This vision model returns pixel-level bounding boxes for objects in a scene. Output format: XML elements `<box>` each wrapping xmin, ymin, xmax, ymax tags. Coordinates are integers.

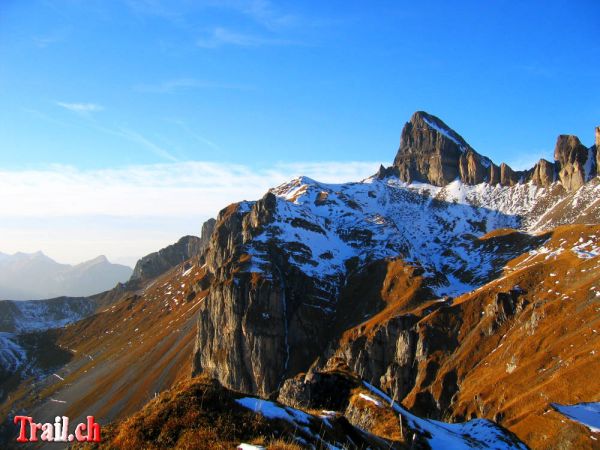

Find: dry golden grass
<box><xmin>72</xmin><ymin>376</ymin><xmax>393</xmax><ymax>450</ymax></box>
<box><xmin>330</xmin><ymin>224</ymin><xmax>600</xmax><ymax>449</ymax></box>
<box><xmin>71</xmin><ymin>376</ymin><xmax>276</xmax><ymax>449</ymax></box>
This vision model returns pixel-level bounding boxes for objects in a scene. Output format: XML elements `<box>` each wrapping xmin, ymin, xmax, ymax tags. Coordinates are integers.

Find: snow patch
<box><xmin>0</xmin><ymin>332</ymin><xmax>26</xmax><ymax>372</ymax></box>
<box><xmin>358</xmin><ymin>393</ymin><xmax>382</xmax><ymax>407</ymax></box>
<box><xmin>422</xmin><ymin>115</ymin><xmax>466</xmax><ymax>150</ymax></box>
<box><xmin>553</xmin><ymin>402</ymin><xmax>600</xmax><ymax>433</ymax></box>
<box><xmin>235</xmin><ymin>397</ymin><xmax>311</xmax><ymax>425</ymax></box>
<box><xmin>363</xmin><ymin>382</ymin><xmax>527</xmax><ymax>449</ymax></box>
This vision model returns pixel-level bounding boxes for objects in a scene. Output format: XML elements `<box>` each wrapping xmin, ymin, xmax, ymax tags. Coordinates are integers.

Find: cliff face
<box><xmin>199</xmin><ymin>218</ymin><xmax>216</xmax><ymax>249</ymax></box>
<box><xmin>554</xmin><ymin>134</ymin><xmax>594</xmax><ymax>191</ymax></box>
<box><xmin>392</xmin><ymin>111</ymin><xmax>598</xmax><ymax>191</ymax></box>
<box><xmin>529</xmin><ymin>158</ymin><xmax>555</xmax><ymax>187</ymax></box>
<box><xmin>130</xmin><ymin>218</ymin><xmax>215</xmax><ymax>282</ymax></box>
<box><xmin>393</xmin><ymin>111</ymin><xmax>508</xmax><ymax>186</ymax></box>
<box><xmin>192</xmin><ymin>197</ymin><xmax>334</xmax><ymax>397</ymax></box>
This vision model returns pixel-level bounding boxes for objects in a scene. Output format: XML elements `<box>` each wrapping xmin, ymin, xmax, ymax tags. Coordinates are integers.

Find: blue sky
<box><xmin>0</xmin><ymin>0</ymin><xmax>599</xmax><ymax>265</ymax></box>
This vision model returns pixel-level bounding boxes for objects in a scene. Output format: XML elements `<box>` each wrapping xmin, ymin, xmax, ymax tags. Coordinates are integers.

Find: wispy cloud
<box><xmin>0</xmin><ymin>160</ymin><xmax>381</xmax><ymax>263</ymax></box>
<box><xmin>196</xmin><ymin>27</ymin><xmax>293</xmax><ymax>48</ymax></box>
<box><xmin>22</xmin><ymin>107</ymin><xmax>70</xmax><ymax>127</ymax></box>
<box><xmin>228</xmin><ymin>0</ymin><xmax>298</xmax><ymax>30</ymax></box>
<box><xmin>134</xmin><ymin>77</ymin><xmax>250</xmax><ymax>93</ymax></box>
<box><xmin>0</xmin><ymin>160</ymin><xmax>381</xmax><ymax>219</ymax></box>
<box><xmin>32</xmin><ymin>28</ymin><xmax>70</xmax><ymax>48</ymax></box>
<box><xmin>125</xmin><ymin>0</ymin><xmax>297</xmax><ymax>30</ymax></box>
<box><xmin>166</xmin><ymin>119</ymin><xmax>221</xmax><ymax>151</ymax></box>
<box><xmin>46</xmin><ymin>109</ymin><xmax>181</xmax><ymax>163</ymax></box>
<box><xmin>112</xmin><ymin>128</ymin><xmax>179</xmax><ymax>162</ymax></box>
<box><xmin>57</xmin><ymin>102</ymin><xmax>104</xmax><ymax>114</ymax></box>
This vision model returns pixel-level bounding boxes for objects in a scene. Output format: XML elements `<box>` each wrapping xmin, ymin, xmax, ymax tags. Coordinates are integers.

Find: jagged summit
<box><xmin>554</xmin><ymin>134</ymin><xmax>596</xmax><ymax>191</ymax></box>
<box><xmin>392</xmin><ymin>111</ymin><xmax>493</xmax><ymax>186</ymax></box>
<box><xmin>387</xmin><ymin>111</ymin><xmax>598</xmax><ymax>191</ymax></box>
<box><xmin>406</xmin><ymin>111</ymin><xmax>471</xmax><ymax>151</ymax></box>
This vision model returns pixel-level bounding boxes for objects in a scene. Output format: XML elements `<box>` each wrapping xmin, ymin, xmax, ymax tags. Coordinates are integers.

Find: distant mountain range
<box><xmin>0</xmin><ymin>252</ymin><xmax>132</xmax><ymax>300</ymax></box>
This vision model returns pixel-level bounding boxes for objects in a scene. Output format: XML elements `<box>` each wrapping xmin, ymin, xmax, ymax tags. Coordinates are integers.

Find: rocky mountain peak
<box><xmin>529</xmin><ymin>158</ymin><xmax>555</xmax><ymax>187</ymax></box>
<box><xmin>393</xmin><ymin>111</ymin><xmax>473</xmax><ymax>185</ymax></box>
<box><xmin>88</xmin><ymin>255</ymin><xmax>109</xmax><ymax>264</ymax></box>
<box><xmin>390</xmin><ymin>111</ymin><xmax>598</xmax><ymax>191</ymax></box>
<box><xmin>554</xmin><ymin>134</ymin><xmax>594</xmax><ymax>191</ymax></box>
<box><xmin>393</xmin><ymin>111</ymin><xmax>502</xmax><ymax>186</ymax></box>
<box><xmin>409</xmin><ymin>111</ymin><xmax>471</xmax><ymax>150</ymax></box>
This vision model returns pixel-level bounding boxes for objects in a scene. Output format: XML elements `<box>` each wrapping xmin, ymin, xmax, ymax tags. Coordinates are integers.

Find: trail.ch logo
<box><xmin>13</xmin><ymin>416</ymin><xmax>101</xmax><ymax>443</ymax></box>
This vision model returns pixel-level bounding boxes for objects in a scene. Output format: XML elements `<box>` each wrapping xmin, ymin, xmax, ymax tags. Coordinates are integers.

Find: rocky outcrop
<box><xmin>554</xmin><ymin>135</ymin><xmax>591</xmax><ymax>191</ymax></box>
<box><xmin>393</xmin><ymin>111</ymin><xmax>470</xmax><ymax>185</ymax></box>
<box><xmin>500</xmin><ymin>163</ymin><xmax>519</xmax><ymax>186</ymax></box>
<box><xmin>199</xmin><ymin>218</ymin><xmax>216</xmax><ymax>249</ymax></box>
<box><xmin>192</xmin><ymin>196</ymin><xmax>336</xmax><ymax>397</ymax></box>
<box><xmin>529</xmin><ymin>158</ymin><xmax>555</xmax><ymax>187</ymax></box>
<box><xmin>488</xmin><ymin>163</ymin><xmax>500</xmax><ymax>185</ymax></box>
<box><xmin>130</xmin><ymin>236</ymin><xmax>202</xmax><ymax>282</ymax></box>
<box><xmin>391</xmin><ymin>111</ymin><xmax>599</xmax><ymax>192</ymax></box>
<box><xmin>130</xmin><ymin>218</ymin><xmax>215</xmax><ymax>282</ymax></box>
<box><xmin>393</xmin><ymin>112</ymin><xmax>528</xmax><ymax>188</ymax></box>
<box><xmin>278</xmin><ymin>367</ymin><xmax>359</xmax><ymax>410</ymax></box>
<box><xmin>458</xmin><ymin>149</ymin><xmax>487</xmax><ymax>185</ymax></box>
<box><xmin>330</xmin><ymin>315</ymin><xmax>421</xmax><ymax>403</ymax></box>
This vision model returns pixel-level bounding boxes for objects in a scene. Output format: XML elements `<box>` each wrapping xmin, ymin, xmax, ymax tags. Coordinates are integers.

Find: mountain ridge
<box><xmin>0</xmin><ymin>252</ymin><xmax>132</xmax><ymax>301</ymax></box>
<box><xmin>385</xmin><ymin>111</ymin><xmax>598</xmax><ymax>190</ymax></box>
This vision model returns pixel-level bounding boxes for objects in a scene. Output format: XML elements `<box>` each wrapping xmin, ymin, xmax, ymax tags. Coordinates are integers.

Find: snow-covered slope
<box><xmin>363</xmin><ymin>382</ymin><xmax>527</xmax><ymax>449</ymax></box>
<box><xmin>0</xmin><ymin>297</ymin><xmax>95</xmax><ymax>333</ymax></box>
<box><xmin>0</xmin><ymin>332</ymin><xmax>26</xmax><ymax>374</ymax></box>
<box><xmin>241</xmin><ymin>175</ymin><xmax>596</xmax><ymax>299</ymax></box>
<box><xmin>0</xmin><ymin>297</ymin><xmax>95</xmax><ymax>376</ymax></box>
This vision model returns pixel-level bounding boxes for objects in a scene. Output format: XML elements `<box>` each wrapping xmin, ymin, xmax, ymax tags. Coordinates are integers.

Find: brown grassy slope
<box><xmin>332</xmin><ymin>224</ymin><xmax>600</xmax><ymax>450</ymax></box>
<box><xmin>74</xmin><ymin>376</ymin><xmax>399</xmax><ymax>450</ymax></box>
<box><xmin>0</xmin><ymin>260</ymin><xmax>211</xmax><ymax>437</ymax></box>
<box><xmin>409</xmin><ymin>224</ymin><xmax>600</xmax><ymax>449</ymax></box>
<box><xmin>334</xmin><ymin>258</ymin><xmax>434</xmax><ymax>343</ymax></box>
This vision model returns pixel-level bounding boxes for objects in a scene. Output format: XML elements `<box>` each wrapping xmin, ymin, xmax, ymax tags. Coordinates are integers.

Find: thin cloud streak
<box><xmin>74</xmin><ymin>116</ymin><xmax>181</xmax><ymax>163</ymax></box>
<box><xmin>166</xmin><ymin>119</ymin><xmax>221</xmax><ymax>151</ymax></box>
<box><xmin>125</xmin><ymin>0</ymin><xmax>298</xmax><ymax>30</ymax></box>
<box><xmin>133</xmin><ymin>78</ymin><xmax>251</xmax><ymax>93</ymax></box>
<box><xmin>196</xmin><ymin>27</ymin><xmax>294</xmax><ymax>48</ymax></box>
<box><xmin>57</xmin><ymin>102</ymin><xmax>104</xmax><ymax>113</ymax></box>
<box><xmin>22</xmin><ymin>107</ymin><xmax>70</xmax><ymax>127</ymax></box>
<box><xmin>117</xmin><ymin>128</ymin><xmax>180</xmax><ymax>162</ymax></box>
